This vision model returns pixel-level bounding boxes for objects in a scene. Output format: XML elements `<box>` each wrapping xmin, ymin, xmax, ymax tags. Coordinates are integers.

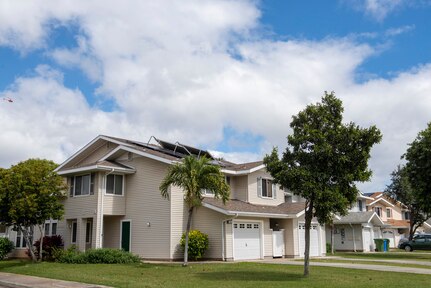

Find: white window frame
<box><xmin>105</xmin><ymin>174</ymin><xmax>124</xmax><ymax>196</ymax></box>
<box><xmin>70</xmin><ymin>173</ymin><xmax>94</xmax><ymax>197</ymax></box>
<box><xmin>386</xmin><ymin>208</ymin><xmax>392</xmax><ymax>218</ymax></box>
<box><xmin>202</xmin><ymin>188</ymin><xmax>214</xmax><ymax>196</ymax></box>
<box><xmin>374</xmin><ymin>207</ymin><xmax>382</xmax><ymax>217</ymax></box>
<box><xmin>44</xmin><ymin>219</ymin><xmax>58</xmax><ymax>236</ymax></box>
<box><xmin>357</xmin><ymin>200</ymin><xmax>363</xmax><ymax>212</ymax></box>
<box><xmin>15</xmin><ymin>227</ymin><xmax>33</xmax><ymax>249</ymax></box>
<box><xmin>258</xmin><ymin>178</ymin><xmax>276</xmax><ymax>199</ymax></box>
<box><xmin>71</xmin><ymin>221</ymin><xmax>78</xmax><ymax>244</ymax></box>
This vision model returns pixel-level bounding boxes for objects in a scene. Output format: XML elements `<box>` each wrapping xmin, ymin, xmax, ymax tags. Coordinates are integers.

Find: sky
<box><xmin>1</xmin><ymin>0</ymin><xmax>431</xmax><ymax>193</ymax></box>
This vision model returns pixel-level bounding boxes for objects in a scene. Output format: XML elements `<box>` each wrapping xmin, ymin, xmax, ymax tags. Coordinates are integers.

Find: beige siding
<box><xmin>247</xmin><ymin>170</ymin><xmax>284</xmax><ymax>206</ymax></box>
<box><xmin>103</xmin><ymin>216</ymin><xmax>122</xmax><ymax>248</ymax></box>
<box><xmin>123</xmin><ymin>156</ymin><xmax>171</xmax><ymax>259</ymax></box>
<box><xmin>76</xmin><ymin>142</ymin><xmax>118</xmax><ymax>167</ymax></box>
<box><xmin>230</xmin><ymin>176</ymin><xmax>248</xmax><ymax>201</ymax></box>
<box><xmin>170</xmin><ymin>185</ymin><xmax>187</xmax><ymax>259</ymax></box>
<box><xmin>280</xmin><ymin>219</ymin><xmax>295</xmax><ymax>257</ymax></box>
<box><xmin>103</xmin><ymin>194</ymin><xmax>126</xmax><ymax>215</ymax></box>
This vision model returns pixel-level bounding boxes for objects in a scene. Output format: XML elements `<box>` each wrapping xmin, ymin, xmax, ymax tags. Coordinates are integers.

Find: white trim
<box><xmin>105</xmin><ymin>174</ymin><xmax>125</xmax><ymax>196</ymax></box>
<box><xmin>232</xmin><ymin>219</ymin><xmax>264</xmax><ymax>260</ymax></box>
<box><xmin>57</xmin><ymin>165</ymin><xmax>135</xmax><ymax>175</ymax></box>
<box><xmin>221</xmin><ymin>164</ymin><xmax>265</xmax><ymax>175</ymax></box>
<box><xmin>368</xmin><ymin>212</ymin><xmax>385</xmax><ymax>226</ymax></box>
<box><xmin>120</xmin><ymin>219</ymin><xmax>132</xmax><ymax>252</ymax></box>
<box><xmin>101</xmin><ymin>145</ymin><xmax>175</xmax><ymax>165</ymax></box>
<box><xmin>297</xmin><ymin>222</ymin><xmax>321</xmax><ymax>257</ymax></box>
<box><xmin>368</xmin><ymin>198</ymin><xmax>395</xmax><ymax>207</ymax></box>
<box><xmin>202</xmin><ymin>202</ymin><xmax>300</xmax><ymax>218</ymax></box>
<box><xmin>55</xmin><ymin>135</ymin><xmax>136</xmax><ymax>172</ymax></box>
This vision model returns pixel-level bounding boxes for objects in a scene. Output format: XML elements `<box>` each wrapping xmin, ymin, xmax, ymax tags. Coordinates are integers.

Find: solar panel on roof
<box><xmin>156</xmin><ymin>139</ymin><xmax>213</xmax><ymax>159</ymax></box>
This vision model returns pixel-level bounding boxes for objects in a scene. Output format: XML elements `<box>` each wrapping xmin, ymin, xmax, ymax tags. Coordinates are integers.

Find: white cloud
<box><xmin>364</xmin><ymin>0</ymin><xmax>404</xmax><ymax>21</ymax></box>
<box><xmin>0</xmin><ymin>0</ymin><xmax>431</xmax><ymax>193</ymax></box>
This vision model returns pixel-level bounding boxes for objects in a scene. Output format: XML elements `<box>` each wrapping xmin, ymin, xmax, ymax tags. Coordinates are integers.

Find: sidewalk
<box><xmin>259</xmin><ymin>258</ymin><xmax>431</xmax><ymax>275</ymax></box>
<box><xmin>0</xmin><ymin>272</ymin><xmax>112</xmax><ymax>288</ymax></box>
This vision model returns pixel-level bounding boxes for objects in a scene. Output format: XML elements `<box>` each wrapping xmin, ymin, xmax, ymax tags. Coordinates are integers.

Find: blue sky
<box><xmin>1</xmin><ymin>0</ymin><xmax>431</xmax><ymax>191</ymax></box>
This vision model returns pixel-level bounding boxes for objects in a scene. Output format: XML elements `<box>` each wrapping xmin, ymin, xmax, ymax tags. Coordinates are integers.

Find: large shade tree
<box><xmin>264</xmin><ymin>92</ymin><xmax>381</xmax><ymax>276</ymax></box>
<box><xmin>160</xmin><ymin>155</ymin><xmax>229</xmax><ymax>266</ymax></box>
<box><xmin>385</xmin><ymin>165</ymin><xmax>430</xmax><ymax>240</ymax></box>
<box><xmin>0</xmin><ymin>159</ymin><xmax>66</xmax><ymax>262</ymax></box>
<box><xmin>386</xmin><ymin>122</ymin><xmax>431</xmax><ymax>240</ymax></box>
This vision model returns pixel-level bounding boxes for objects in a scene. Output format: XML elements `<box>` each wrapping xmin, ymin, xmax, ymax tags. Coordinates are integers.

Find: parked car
<box><xmin>398</xmin><ymin>234</ymin><xmax>431</xmax><ymax>252</ymax></box>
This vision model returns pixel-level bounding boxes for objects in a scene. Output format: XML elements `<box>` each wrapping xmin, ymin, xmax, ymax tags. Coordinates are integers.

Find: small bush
<box><xmin>180</xmin><ymin>230</ymin><xmax>209</xmax><ymax>260</ymax></box>
<box><xmin>326</xmin><ymin>243</ymin><xmax>331</xmax><ymax>253</ymax></box>
<box><xmin>56</xmin><ymin>247</ymin><xmax>140</xmax><ymax>264</ymax></box>
<box><xmin>0</xmin><ymin>237</ymin><xmax>14</xmax><ymax>260</ymax></box>
<box><xmin>33</xmin><ymin>235</ymin><xmax>64</xmax><ymax>261</ymax></box>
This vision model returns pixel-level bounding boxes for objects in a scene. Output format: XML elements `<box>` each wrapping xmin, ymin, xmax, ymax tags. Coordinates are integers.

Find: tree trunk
<box><xmin>183</xmin><ymin>206</ymin><xmax>194</xmax><ymax>267</ymax></box>
<box><xmin>331</xmin><ymin>223</ymin><xmax>335</xmax><ymax>254</ymax></box>
<box><xmin>408</xmin><ymin>210</ymin><xmax>416</xmax><ymax>241</ymax></box>
<box><xmin>303</xmin><ymin>201</ymin><xmax>313</xmax><ymax>277</ymax></box>
<box><xmin>38</xmin><ymin>225</ymin><xmax>44</xmax><ymax>262</ymax></box>
<box><xmin>21</xmin><ymin>227</ymin><xmax>37</xmax><ymax>262</ymax></box>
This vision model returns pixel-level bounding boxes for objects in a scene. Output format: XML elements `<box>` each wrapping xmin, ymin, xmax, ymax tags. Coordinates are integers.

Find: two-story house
<box><xmin>53</xmin><ymin>135</ymin><xmax>326</xmax><ymax>260</ymax></box>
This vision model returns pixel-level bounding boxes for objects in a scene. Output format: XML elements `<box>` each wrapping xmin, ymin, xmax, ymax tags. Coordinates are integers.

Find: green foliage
<box><xmin>56</xmin><ymin>247</ymin><xmax>140</xmax><ymax>264</ymax></box>
<box><xmin>33</xmin><ymin>235</ymin><xmax>64</xmax><ymax>261</ymax></box>
<box><xmin>386</xmin><ymin>123</ymin><xmax>431</xmax><ymax>239</ymax></box>
<box><xmin>0</xmin><ymin>237</ymin><xmax>14</xmax><ymax>260</ymax></box>
<box><xmin>326</xmin><ymin>243</ymin><xmax>332</xmax><ymax>254</ymax></box>
<box><xmin>180</xmin><ymin>230</ymin><xmax>209</xmax><ymax>260</ymax></box>
<box><xmin>264</xmin><ymin>92</ymin><xmax>381</xmax><ymax>276</ymax></box>
<box><xmin>0</xmin><ymin>159</ymin><xmax>66</xmax><ymax>261</ymax></box>
<box><xmin>264</xmin><ymin>92</ymin><xmax>382</xmax><ymax>224</ymax></box>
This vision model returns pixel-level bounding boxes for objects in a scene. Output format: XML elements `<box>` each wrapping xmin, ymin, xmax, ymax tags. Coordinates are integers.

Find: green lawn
<box><xmin>1</xmin><ymin>260</ymin><xmax>430</xmax><ymax>288</ymax></box>
<box><xmin>333</xmin><ymin>251</ymin><xmax>431</xmax><ymax>262</ymax></box>
<box><xmin>310</xmin><ymin>259</ymin><xmax>431</xmax><ymax>269</ymax></box>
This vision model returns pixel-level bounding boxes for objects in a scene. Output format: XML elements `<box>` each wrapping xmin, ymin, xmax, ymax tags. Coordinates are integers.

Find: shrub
<box><xmin>33</xmin><ymin>235</ymin><xmax>64</xmax><ymax>261</ymax></box>
<box><xmin>0</xmin><ymin>237</ymin><xmax>14</xmax><ymax>260</ymax></box>
<box><xmin>326</xmin><ymin>243</ymin><xmax>333</xmax><ymax>254</ymax></box>
<box><xmin>56</xmin><ymin>247</ymin><xmax>140</xmax><ymax>264</ymax></box>
<box><xmin>180</xmin><ymin>230</ymin><xmax>209</xmax><ymax>260</ymax></box>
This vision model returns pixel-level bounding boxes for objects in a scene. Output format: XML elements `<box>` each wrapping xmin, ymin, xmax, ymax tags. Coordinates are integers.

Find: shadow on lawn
<box><xmin>197</xmin><ymin>270</ymin><xmax>303</xmax><ymax>282</ymax></box>
<box><xmin>0</xmin><ymin>260</ymin><xmax>29</xmax><ymax>270</ymax></box>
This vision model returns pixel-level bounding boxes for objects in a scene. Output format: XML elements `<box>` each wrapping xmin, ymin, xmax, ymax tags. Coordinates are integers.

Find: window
<box><xmin>69</xmin><ymin>173</ymin><xmax>95</xmax><ymax>197</ymax></box>
<box><xmin>374</xmin><ymin>207</ymin><xmax>382</xmax><ymax>217</ymax></box>
<box><xmin>258</xmin><ymin>178</ymin><xmax>276</xmax><ymax>198</ymax></box>
<box><xmin>15</xmin><ymin>227</ymin><xmax>32</xmax><ymax>248</ymax></box>
<box><xmin>71</xmin><ymin>221</ymin><xmax>77</xmax><ymax>244</ymax></box>
<box><xmin>202</xmin><ymin>188</ymin><xmax>214</xmax><ymax>196</ymax></box>
<box><xmin>404</xmin><ymin>212</ymin><xmax>410</xmax><ymax>220</ymax></box>
<box><xmin>386</xmin><ymin>208</ymin><xmax>392</xmax><ymax>218</ymax></box>
<box><xmin>0</xmin><ymin>225</ymin><xmax>6</xmax><ymax>234</ymax></box>
<box><xmin>357</xmin><ymin>200</ymin><xmax>363</xmax><ymax>212</ymax></box>
<box><xmin>106</xmin><ymin>174</ymin><xmax>123</xmax><ymax>195</ymax></box>
<box><xmin>44</xmin><ymin>220</ymin><xmax>58</xmax><ymax>236</ymax></box>
<box><xmin>86</xmin><ymin>221</ymin><xmax>92</xmax><ymax>244</ymax></box>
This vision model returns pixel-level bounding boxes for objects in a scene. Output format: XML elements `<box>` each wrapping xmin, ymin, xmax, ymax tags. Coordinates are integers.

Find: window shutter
<box><xmin>272</xmin><ymin>184</ymin><xmax>277</xmax><ymax>199</ymax></box>
<box><xmin>257</xmin><ymin>177</ymin><xmax>262</xmax><ymax>198</ymax></box>
<box><xmin>90</xmin><ymin>173</ymin><xmax>95</xmax><ymax>195</ymax></box>
<box><xmin>69</xmin><ymin>177</ymin><xmax>74</xmax><ymax>197</ymax></box>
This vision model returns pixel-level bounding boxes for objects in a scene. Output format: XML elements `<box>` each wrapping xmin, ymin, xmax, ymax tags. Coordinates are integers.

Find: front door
<box><xmin>121</xmin><ymin>220</ymin><xmax>131</xmax><ymax>252</ymax></box>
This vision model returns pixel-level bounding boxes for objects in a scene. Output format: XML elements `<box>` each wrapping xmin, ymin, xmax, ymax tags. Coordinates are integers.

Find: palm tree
<box><xmin>160</xmin><ymin>155</ymin><xmax>230</xmax><ymax>266</ymax></box>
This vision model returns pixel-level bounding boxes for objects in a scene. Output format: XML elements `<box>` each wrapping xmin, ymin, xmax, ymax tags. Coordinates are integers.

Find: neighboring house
<box><xmin>366</xmin><ymin>192</ymin><xmax>431</xmax><ymax>248</ymax></box>
<box><xmin>53</xmin><ymin>135</ymin><xmax>326</xmax><ymax>260</ymax></box>
<box><xmin>326</xmin><ymin>193</ymin><xmax>384</xmax><ymax>252</ymax></box>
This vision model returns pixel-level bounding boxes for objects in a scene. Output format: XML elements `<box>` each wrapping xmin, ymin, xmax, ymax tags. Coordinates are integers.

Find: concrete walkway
<box><xmin>331</xmin><ymin>257</ymin><xmax>431</xmax><ymax>266</ymax></box>
<box><xmin>0</xmin><ymin>272</ymin><xmax>112</xmax><ymax>288</ymax></box>
<box><xmin>259</xmin><ymin>258</ymin><xmax>431</xmax><ymax>275</ymax></box>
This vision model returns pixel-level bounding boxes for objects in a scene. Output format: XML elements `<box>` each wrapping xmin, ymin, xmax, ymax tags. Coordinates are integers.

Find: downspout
<box><xmin>222</xmin><ymin>213</ymin><xmax>239</xmax><ymax>261</ymax></box>
<box><xmin>349</xmin><ymin>223</ymin><xmax>357</xmax><ymax>252</ymax></box>
<box><xmin>100</xmin><ymin>168</ymin><xmax>115</xmax><ymax>248</ymax></box>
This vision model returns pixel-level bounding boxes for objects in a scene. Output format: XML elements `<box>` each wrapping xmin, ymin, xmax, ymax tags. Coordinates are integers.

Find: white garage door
<box><xmin>299</xmin><ymin>223</ymin><xmax>320</xmax><ymax>257</ymax></box>
<box><xmin>233</xmin><ymin>222</ymin><xmax>261</xmax><ymax>260</ymax></box>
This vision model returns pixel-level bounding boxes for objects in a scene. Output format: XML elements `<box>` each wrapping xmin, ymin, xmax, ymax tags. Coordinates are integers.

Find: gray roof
<box><xmin>202</xmin><ymin>198</ymin><xmax>305</xmax><ymax>217</ymax></box>
<box><xmin>334</xmin><ymin>211</ymin><xmax>380</xmax><ymax>225</ymax></box>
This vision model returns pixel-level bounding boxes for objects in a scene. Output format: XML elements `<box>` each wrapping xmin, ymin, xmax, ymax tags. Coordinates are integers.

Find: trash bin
<box><xmin>383</xmin><ymin>239</ymin><xmax>390</xmax><ymax>252</ymax></box>
<box><xmin>374</xmin><ymin>239</ymin><xmax>384</xmax><ymax>252</ymax></box>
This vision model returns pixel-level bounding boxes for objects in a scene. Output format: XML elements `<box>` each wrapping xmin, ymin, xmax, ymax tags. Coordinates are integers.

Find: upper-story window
<box><xmin>404</xmin><ymin>211</ymin><xmax>410</xmax><ymax>220</ymax></box>
<box><xmin>257</xmin><ymin>177</ymin><xmax>276</xmax><ymax>199</ymax></box>
<box><xmin>357</xmin><ymin>200</ymin><xmax>363</xmax><ymax>212</ymax></box>
<box><xmin>386</xmin><ymin>208</ymin><xmax>392</xmax><ymax>218</ymax></box>
<box><xmin>374</xmin><ymin>207</ymin><xmax>382</xmax><ymax>217</ymax></box>
<box><xmin>106</xmin><ymin>174</ymin><xmax>124</xmax><ymax>195</ymax></box>
<box><xmin>202</xmin><ymin>189</ymin><xmax>214</xmax><ymax>196</ymax></box>
<box><xmin>69</xmin><ymin>173</ymin><xmax>95</xmax><ymax>197</ymax></box>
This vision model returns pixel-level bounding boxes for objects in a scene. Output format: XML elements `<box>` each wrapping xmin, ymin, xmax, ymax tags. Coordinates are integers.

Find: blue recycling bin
<box><xmin>383</xmin><ymin>239</ymin><xmax>389</xmax><ymax>252</ymax></box>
